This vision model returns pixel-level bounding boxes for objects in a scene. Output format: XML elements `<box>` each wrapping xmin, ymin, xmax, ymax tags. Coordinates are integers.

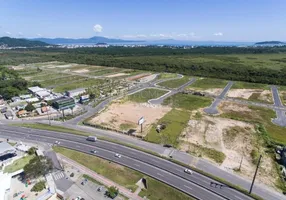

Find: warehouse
<box><xmin>52</xmin><ymin>97</ymin><xmax>75</xmax><ymax>110</ymax></box>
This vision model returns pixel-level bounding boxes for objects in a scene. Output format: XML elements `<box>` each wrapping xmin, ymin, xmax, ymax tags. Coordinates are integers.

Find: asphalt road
<box><xmin>0</xmin><ymin>126</ymin><xmax>254</xmax><ymax>200</ymax></box>
<box><xmin>271</xmin><ymin>86</ymin><xmax>286</xmax><ymax>127</ymax></box>
<box><xmin>204</xmin><ymin>81</ymin><xmax>233</xmax><ymax>114</ymax></box>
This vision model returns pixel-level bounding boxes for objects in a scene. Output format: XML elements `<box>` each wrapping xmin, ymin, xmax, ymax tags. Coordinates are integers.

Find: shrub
<box><xmin>31</xmin><ymin>181</ymin><xmax>46</xmax><ymax>192</ymax></box>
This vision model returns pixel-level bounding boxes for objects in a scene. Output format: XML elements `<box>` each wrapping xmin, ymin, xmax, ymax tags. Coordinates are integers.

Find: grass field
<box><xmin>188</xmin><ymin>78</ymin><xmax>228</xmax><ymax>89</ymax></box>
<box><xmin>11</xmin><ymin>123</ymin><xmax>89</xmax><ymax>136</ymax></box>
<box><xmin>158</xmin><ymin>76</ymin><xmax>190</xmax><ymax>88</ymax></box>
<box><xmin>53</xmin><ymin>146</ymin><xmax>141</xmax><ymax>192</ymax></box>
<box><xmin>232</xmin><ymin>81</ymin><xmax>269</xmax><ymax>89</ymax></box>
<box><xmin>127</xmin><ymin>88</ymin><xmax>168</xmax><ymax>103</ymax></box>
<box><xmin>220</xmin><ymin>105</ymin><xmax>286</xmax><ymax>144</ymax></box>
<box><xmin>145</xmin><ymin>109</ymin><xmax>190</xmax><ymax>147</ymax></box>
<box><xmin>53</xmin><ymin>78</ymin><xmax>106</xmax><ymax>92</ymax></box>
<box><xmin>41</xmin><ymin>75</ymin><xmax>86</xmax><ymax>87</ymax></box>
<box><xmin>163</xmin><ymin>93</ymin><xmax>212</xmax><ymax>111</ymax></box>
<box><xmin>157</xmin><ymin>73</ymin><xmax>178</xmax><ymax>79</ymax></box>
<box><xmin>139</xmin><ymin>176</ymin><xmax>194</xmax><ymax>200</ymax></box>
<box><xmin>4</xmin><ymin>155</ymin><xmax>34</xmax><ymax>173</ymax></box>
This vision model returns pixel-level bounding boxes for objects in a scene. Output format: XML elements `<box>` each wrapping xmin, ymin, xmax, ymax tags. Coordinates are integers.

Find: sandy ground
<box><xmin>89</xmin><ymin>102</ymin><xmax>171</xmax><ymax>136</ymax></box>
<box><xmin>127</xmin><ymin>73</ymin><xmax>151</xmax><ymax>81</ymax></box>
<box><xmin>105</xmin><ymin>73</ymin><xmax>129</xmax><ymax>78</ymax></box>
<box><xmin>139</xmin><ymin>74</ymin><xmax>157</xmax><ymax>83</ymax></box>
<box><xmin>203</xmin><ymin>88</ymin><xmax>223</xmax><ymax>96</ymax></box>
<box><xmin>73</xmin><ymin>69</ymin><xmax>90</xmax><ymax>73</ymax></box>
<box><xmin>228</xmin><ymin>89</ymin><xmax>262</xmax><ymax>99</ymax></box>
<box><xmin>180</xmin><ymin>112</ymin><xmax>279</xmax><ymax>189</ymax></box>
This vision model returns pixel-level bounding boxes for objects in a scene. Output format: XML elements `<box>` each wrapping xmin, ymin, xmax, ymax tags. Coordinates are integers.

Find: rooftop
<box><xmin>28</xmin><ymin>86</ymin><xmax>44</xmax><ymax>93</ymax></box>
<box><xmin>67</xmin><ymin>88</ymin><xmax>86</xmax><ymax>93</ymax></box>
<box><xmin>0</xmin><ymin>142</ymin><xmax>16</xmax><ymax>157</ymax></box>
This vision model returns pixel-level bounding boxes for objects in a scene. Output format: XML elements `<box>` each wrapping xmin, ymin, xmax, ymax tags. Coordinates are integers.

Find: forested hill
<box><xmin>0</xmin><ymin>37</ymin><xmax>49</xmax><ymax>47</ymax></box>
<box><xmin>255</xmin><ymin>41</ymin><xmax>285</xmax><ymax>45</ymax></box>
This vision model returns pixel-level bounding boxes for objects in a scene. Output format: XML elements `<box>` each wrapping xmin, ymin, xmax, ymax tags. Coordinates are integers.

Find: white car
<box><xmin>54</xmin><ymin>141</ymin><xmax>60</xmax><ymax>145</ymax></box>
<box><xmin>115</xmin><ymin>153</ymin><xmax>122</xmax><ymax>158</ymax></box>
<box><xmin>91</xmin><ymin>150</ymin><xmax>97</xmax><ymax>154</ymax></box>
<box><xmin>184</xmin><ymin>169</ymin><xmax>193</xmax><ymax>174</ymax></box>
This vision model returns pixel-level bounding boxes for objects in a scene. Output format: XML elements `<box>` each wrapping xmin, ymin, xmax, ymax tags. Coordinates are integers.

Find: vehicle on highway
<box><xmin>54</xmin><ymin>141</ymin><xmax>60</xmax><ymax>145</ymax></box>
<box><xmin>184</xmin><ymin>168</ymin><xmax>193</xmax><ymax>174</ymax></box>
<box><xmin>115</xmin><ymin>153</ymin><xmax>122</xmax><ymax>158</ymax></box>
<box><xmin>163</xmin><ymin>144</ymin><xmax>173</xmax><ymax>148</ymax></box>
<box><xmin>90</xmin><ymin>150</ymin><xmax>97</xmax><ymax>154</ymax></box>
<box><xmin>86</xmin><ymin>136</ymin><xmax>97</xmax><ymax>142</ymax></box>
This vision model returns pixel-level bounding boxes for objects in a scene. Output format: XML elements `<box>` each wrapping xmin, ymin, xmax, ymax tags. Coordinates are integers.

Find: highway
<box><xmin>0</xmin><ymin>125</ymin><xmax>254</xmax><ymax>200</ymax></box>
<box><xmin>271</xmin><ymin>86</ymin><xmax>286</xmax><ymax>127</ymax></box>
<box><xmin>204</xmin><ymin>81</ymin><xmax>233</xmax><ymax>114</ymax></box>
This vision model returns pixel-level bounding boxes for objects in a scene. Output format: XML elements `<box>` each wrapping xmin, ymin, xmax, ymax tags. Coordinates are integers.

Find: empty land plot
<box><xmin>105</xmin><ymin>72</ymin><xmax>129</xmax><ymax>78</ymax></box>
<box><xmin>88</xmin><ymin>102</ymin><xmax>171</xmax><ymax>135</ymax></box>
<box><xmin>228</xmin><ymin>88</ymin><xmax>273</xmax><ymax>104</ymax></box>
<box><xmin>163</xmin><ymin>93</ymin><xmax>212</xmax><ymax>111</ymax></box>
<box><xmin>219</xmin><ymin>102</ymin><xmax>286</xmax><ymax>144</ymax></box>
<box><xmin>188</xmin><ymin>78</ymin><xmax>228</xmax><ymax>89</ymax></box>
<box><xmin>157</xmin><ymin>73</ymin><xmax>178</xmax><ymax>80</ymax></box>
<box><xmin>40</xmin><ymin>75</ymin><xmax>86</xmax><ymax>87</ymax></box>
<box><xmin>145</xmin><ymin>109</ymin><xmax>189</xmax><ymax>147</ymax></box>
<box><xmin>53</xmin><ymin>78</ymin><xmax>105</xmax><ymax>92</ymax></box>
<box><xmin>157</xmin><ymin>76</ymin><xmax>190</xmax><ymax>88</ymax></box>
<box><xmin>127</xmin><ymin>73</ymin><xmax>151</xmax><ymax>81</ymax></box>
<box><xmin>89</xmin><ymin>68</ymin><xmax>122</xmax><ymax>76</ymax></box>
<box><xmin>232</xmin><ymin>81</ymin><xmax>269</xmax><ymax>89</ymax></box>
<box><xmin>128</xmin><ymin>89</ymin><xmax>168</xmax><ymax>103</ymax></box>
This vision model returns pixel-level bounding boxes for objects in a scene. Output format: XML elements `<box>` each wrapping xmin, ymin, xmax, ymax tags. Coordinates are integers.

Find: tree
<box><xmin>24</xmin><ymin>156</ymin><xmax>53</xmax><ymax>178</ymax></box>
<box><xmin>89</xmin><ymin>93</ymin><xmax>96</xmax><ymax>100</ymax></box>
<box><xmin>105</xmin><ymin>186</ymin><xmax>119</xmax><ymax>199</ymax></box>
<box><xmin>27</xmin><ymin>147</ymin><xmax>37</xmax><ymax>155</ymax></box>
<box><xmin>31</xmin><ymin>181</ymin><xmax>46</xmax><ymax>192</ymax></box>
<box><xmin>25</xmin><ymin>103</ymin><xmax>36</xmax><ymax>112</ymax></box>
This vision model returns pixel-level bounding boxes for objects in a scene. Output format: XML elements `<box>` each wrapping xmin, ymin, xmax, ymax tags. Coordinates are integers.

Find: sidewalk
<box><xmin>57</xmin><ymin>154</ymin><xmax>144</xmax><ymax>200</ymax></box>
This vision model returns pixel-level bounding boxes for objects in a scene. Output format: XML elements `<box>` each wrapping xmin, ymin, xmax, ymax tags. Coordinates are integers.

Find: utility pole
<box><xmin>239</xmin><ymin>155</ymin><xmax>243</xmax><ymax>171</ymax></box>
<box><xmin>47</xmin><ymin>106</ymin><xmax>51</xmax><ymax>126</ymax></box>
<box><xmin>249</xmin><ymin>155</ymin><xmax>262</xmax><ymax>194</ymax></box>
<box><xmin>141</xmin><ymin>123</ymin><xmax>143</xmax><ymax>133</ymax></box>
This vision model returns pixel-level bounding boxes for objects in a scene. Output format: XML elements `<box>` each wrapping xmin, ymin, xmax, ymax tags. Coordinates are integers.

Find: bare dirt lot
<box><xmin>73</xmin><ymin>69</ymin><xmax>90</xmax><ymax>73</ymax></box>
<box><xmin>227</xmin><ymin>89</ymin><xmax>273</xmax><ymax>103</ymax></box>
<box><xmin>105</xmin><ymin>73</ymin><xmax>129</xmax><ymax>78</ymax></box>
<box><xmin>203</xmin><ymin>88</ymin><xmax>223</xmax><ymax>96</ymax></box>
<box><xmin>89</xmin><ymin>102</ymin><xmax>171</xmax><ymax>136</ymax></box>
<box><xmin>127</xmin><ymin>73</ymin><xmax>151</xmax><ymax>81</ymax></box>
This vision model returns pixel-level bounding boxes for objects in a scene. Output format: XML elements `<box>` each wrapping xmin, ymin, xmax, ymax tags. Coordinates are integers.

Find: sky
<box><xmin>0</xmin><ymin>0</ymin><xmax>286</xmax><ymax>41</ymax></box>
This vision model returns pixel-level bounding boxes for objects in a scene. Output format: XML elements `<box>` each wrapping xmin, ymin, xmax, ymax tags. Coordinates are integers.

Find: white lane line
<box><xmin>234</xmin><ymin>195</ymin><xmax>244</xmax><ymax>200</ymax></box>
<box><xmin>134</xmin><ymin>164</ymin><xmax>140</xmax><ymax>167</ymax></box>
<box><xmin>184</xmin><ymin>185</ymin><xmax>193</xmax><ymax>190</ymax></box>
<box><xmin>157</xmin><ymin>173</ymin><xmax>164</xmax><ymax>177</ymax></box>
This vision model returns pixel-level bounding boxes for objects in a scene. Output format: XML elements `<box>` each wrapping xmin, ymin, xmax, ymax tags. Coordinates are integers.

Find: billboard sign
<box><xmin>138</xmin><ymin>117</ymin><xmax>145</xmax><ymax>125</ymax></box>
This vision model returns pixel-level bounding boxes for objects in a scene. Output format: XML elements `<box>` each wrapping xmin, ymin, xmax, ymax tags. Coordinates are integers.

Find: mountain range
<box><xmin>255</xmin><ymin>41</ymin><xmax>286</xmax><ymax>45</ymax></box>
<box><xmin>0</xmin><ymin>37</ymin><xmax>49</xmax><ymax>47</ymax></box>
<box><xmin>30</xmin><ymin>36</ymin><xmax>145</xmax><ymax>44</ymax></box>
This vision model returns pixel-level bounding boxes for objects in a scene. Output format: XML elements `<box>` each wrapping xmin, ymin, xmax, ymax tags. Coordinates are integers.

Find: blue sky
<box><xmin>0</xmin><ymin>0</ymin><xmax>285</xmax><ymax>41</ymax></box>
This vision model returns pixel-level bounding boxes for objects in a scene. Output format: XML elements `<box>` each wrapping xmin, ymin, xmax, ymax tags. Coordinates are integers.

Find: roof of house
<box><xmin>28</xmin><ymin>86</ymin><xmax>44</xmax><ymax>93</ymax></box>
<box><xmin>5</xmin><ymin>111</ymin><xmax>13</xmax><ymax>116</ymax></box>
<box><xmin>0</xmin><ymin>142</ymin><xmax>16</xmax><ymax>157</ymax></box>
<box><xmin>17</xmin><ymin>110</ymin><xmax>27</xmax><ymax>115</ymax></box>
<box><xmin>67</xmin><ymin>88</ymin><xmax>86</xmax><ymax>94</ymax></box>
<box><xmin>36</xmin><ymin>90</ymin><xmax>51</xmax><ymax>97</ymax></box>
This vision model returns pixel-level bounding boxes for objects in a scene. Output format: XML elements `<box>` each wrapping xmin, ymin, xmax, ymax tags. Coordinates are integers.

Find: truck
<box><xmin>86</xmin><ymin>136</ymin><xmax>97</xmax><ymax>142</ymax></box>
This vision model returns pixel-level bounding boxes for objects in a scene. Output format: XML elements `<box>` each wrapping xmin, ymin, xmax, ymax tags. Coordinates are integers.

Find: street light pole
<box><xmin>249</xmin><ymin>155</ymin><xmax>262</xmax><ymax>194</ymax></box>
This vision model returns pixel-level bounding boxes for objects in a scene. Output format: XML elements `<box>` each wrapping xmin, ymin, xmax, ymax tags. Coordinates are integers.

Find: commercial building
<box><xmin>52</xmin><ymin>97</ymin><xmax>75</xmax><ymax>110</ymax></box>
<box><xmin>66</xmin><ymin>88</ymin><xmax>86</xmax><ymax>98</ymax></box>
<box><xmin>0</xmin><ymin>142</ymin><xmax>16</xmax><ymax>161</ymax></box>
<box><xmin>28</xmin><ymin>86</ymin><xmax>51</xmax><ymax>99</ymax></box>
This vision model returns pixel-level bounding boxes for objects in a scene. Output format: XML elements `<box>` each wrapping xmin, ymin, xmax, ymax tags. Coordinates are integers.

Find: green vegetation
<box><xmin>106</xmin><ymin>186</ymin><xmax>119</xmax><ymax>199</ymax></box>
<box><xmin>186</xmin><ymin>143</ymin><xmax>226</xmax><ymax>164</ymax></box>
<box><xmin>119</xmin><ymin>123</ymin><xmax>136</xmax><ymax>130</ymax></box>
<box><xmin>0</xmin><ymin>36</ymin><xmax>48</xmax><ymax>47</ymax></box>
<box><xmin>232</xmin><ymin>81</ymin><xmax>269</xmax><ymax>89</ymax></box>
<box><xmin>163</xmin><ymin>93</ymin><xmax>212</xmax><ymax>111</ymax></box>
<box><xmin>11</xmin><ymin>123</ymin><xmax>89</xmax><ymax>136</ymax></box>
<box><xmin>157</xmin><ymin>73</ymin><xmax>178</xmax><ymax>79</ymax></box>
<box><xmin>145</xmin><ymin>109</ymin><xmax>189</xmax><ymax>147</ymax></box>
<box><xmin>31</xmin><ymin>181</ymin><xmax>46</xmax><ymax>192</ymax></box>
<box><xmin>83</xmin><ymin>174</ymin><xmax>102</xmax><ymax>185</ymax></box>
<box><xmin>220</xmin><ymin>105</ymin><xmax>286</xmax><ymax>144</ymax></box>
<box><xmin>4</xmin><ymin>155</ymin><xmax>34</xmax><ymax>173</ymax></box>
<box><xmin>188</xmin><ymin>78</ymin><xmax>228</xmax><ymax>89</ymax></box>
<box><xmin>53</xmin><ymin>146</ymin><xmax>141</xmax><ymax>192</ymax></box>
<box><xmin>8</xmin><ymin>142</ymin><xmax>17</xmax><ymax>146</ymax></box>
<box><xmin>128</xmin><ymin>88</ymin><xmax>168</xmax><ymax>103</ymax></box>
<box><xmin>139</xmin><ymin>177</ymin><xmax>194</xmax><ymax>200</ymax></box>
<box><xmin>158</xmin><ymin>76</ymin><xmax>190</xmax><ymax>88</ymax></box>
<box><xmin>24</xmin><ymin>156</ymin><xmax>53</xmax><ymax>178</ymax></box>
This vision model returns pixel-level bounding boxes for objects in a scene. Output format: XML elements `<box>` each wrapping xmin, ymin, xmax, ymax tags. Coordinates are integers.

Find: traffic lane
<box><xmin>0</xmin><ymin>129</ymin><xmax>249</xmax><ymax>200</ymax></box>
<box><xmin>271</xmin><ymin>86</ymin><xmax>283</xmax><ymax>107</ymax></box>
<box><xmin>218</xmin><ymin>82</ymin><xmax>233</xmax><ymax>99</ymax></box>
<box><xmin>0</xmin><ymin>132</ymin><xmax>224</xmax><ymax>200</ymax></box>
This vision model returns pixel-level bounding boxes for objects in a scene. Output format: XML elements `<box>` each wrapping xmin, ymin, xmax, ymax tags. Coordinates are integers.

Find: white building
<box><xmin>66</xmin><ymin>88</ymin><xmax>86</xmax><ymax>98</ymax></box>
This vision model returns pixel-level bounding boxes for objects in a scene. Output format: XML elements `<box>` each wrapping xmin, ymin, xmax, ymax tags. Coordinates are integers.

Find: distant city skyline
<box><xmin>0</xmin><ymin>0</ymin><xmax>286</xmax><ymax>41</ymax></box>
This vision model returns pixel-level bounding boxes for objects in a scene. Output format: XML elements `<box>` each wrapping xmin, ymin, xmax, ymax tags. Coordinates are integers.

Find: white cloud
<box><xmin>37</xmin><ymin>33</ymin><xmax>42</xmax><ymax>37</ymax></box>
<box><xmin>214</xmin><ymin>32</ymin><xmax>223</xmax><ymax>36</ymax></box>
<box><xmin>93</xmin><ymin>24</ymin><xmax>103</xmax><ymax>33</ymax></box>
<box><xmin>18</xmin><ymin>32</ymin><xmax>23</xmax><ymax>36</ymax></box>
<box><xmin>136</xmin><ymin>34</ymin><xmax>147</xmax><ymax>38</ymax></box>
<box><xmin>5</xmin><ymin>31</ymin><xmax>11</xmax><ymax>35</ymax></box>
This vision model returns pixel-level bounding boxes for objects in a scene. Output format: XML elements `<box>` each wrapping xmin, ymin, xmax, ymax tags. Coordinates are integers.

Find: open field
<box><xmin>144</xmin><ymin>109</ymin><xmax>189</xmax><ymax>147</ymax></box>
<box><xmin>53</xmin><ymin>146</ymin><xmax>142</xmax><ymax>192</ymax></box>
<box><xmin>88</xmin><ymin>102</ymin><xmax>171</xmax><ymax>135</ymax></box>
<box><xmin>53</xmin><ymin>78</ymin><xmax>106</xmax><ymax>92</ymax></box>
<box><xmin>188</xmin><ymin>78</ymin><xmax>228</xmax><ymax>89</ymax></box>
<box><xmin>127</xmin><ymin>88</ymin><xmax>168</xmax><ymax>103</ymax></box>
<box><xmin>228</xmin><ymin>89</ymin><xmax>273</xmax><ymax>104</ymax></box>
<box><xmin>232</xmin><ymin>81</ymin><xmax>269</xmax><ymax>89</ymax></box>
<box><xmin>4</xmin><ymin>155</ymin><xmax>34</xmax><ymax>173</ymax></box>
<box><xmin>157</xmin><ymin>73</ymin><xmax>178</xmax><ymax>80</ymax></box>
<box><xmin>163</xmin><ymin>93</ymin><xmax>212</xmax><ymax>111</ymax></box>
<box><xmin>157</xmin><ymin>76</ymin><xmax>190</xmax><ymax>88</ymax></box>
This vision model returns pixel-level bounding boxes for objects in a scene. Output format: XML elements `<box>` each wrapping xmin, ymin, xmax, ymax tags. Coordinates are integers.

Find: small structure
<box><xmin>0</xmin><ymin>95</ymin><xmax>4</xmax><ymax>105</ymax></box>
<box><xmin>66</xmin><ymin>88</ymin><xmax>86</xmax><ymax>98</ymax></box>
<box><xmin>52</xmin><ymin>97</ymin><xmax>75</xmax><ymax>110</ymax></box>
<box><xmin>80</xmin><ymin>94</ymin><xmax>90</xmax><ymax>104</ymax></box>
<box><xmin>4</xmin><ymin>111</ymin><xmax>13</xmax><ymax>120</ymax></box>
<box><xmin>26</xmin><ymin>97</ymin><xmax>40</xmax><ymax>103</ymax></box>
<box><xmin>41</xmin><ymin>106</ymin><xmax>50</xmax><ymax>113</ymax></box>
<box><xmin>11</xmin><ymin>97</ymin><xmax>21</xmax><ymax>102</ymax></box>
<box><xmin>19</xmin><ymin>94</ymin><xmax>32</xmax><ymax>100</ymax></box>
<box><xmin>17</xmin><ymin>110</ymin><xmax>27</xmax><ymax>118</ymax></box>
<box><xmin>0</xmin><ymin>142</ymin><xmax>16</xmax><ymax>161</ymax></box>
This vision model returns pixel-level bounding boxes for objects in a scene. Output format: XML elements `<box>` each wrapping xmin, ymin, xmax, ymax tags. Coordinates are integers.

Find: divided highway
<box><xmin>0</xmin><ymin>125</ymin><xmax>253</xmax><ymax>200</ymax></box>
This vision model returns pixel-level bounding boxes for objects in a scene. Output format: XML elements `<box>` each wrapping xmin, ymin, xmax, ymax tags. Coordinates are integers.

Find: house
<box><xmin>26</xmin><ymin>97</ymin><xmax>40</xmax><ymax>103</ymax></box>
<box><xmin>66</xmin><ymin>88</ymin><xmax>86</xmax><ymax>98</ymax></box>
<box><xmin>52</xmin><ymin>97</ymin><xmax>75</xmax><ymax>110</ymax></box>
<box><xmin>80</xmin><ymin>95</ymin><xmax>90</xmax><ymax>103</ymax></box>
<box><xmin>36</xmin><ymin>90</ymin><xmax>51</xmax><ymax>99</ymax></box>
<box><xmin>11</xmin><ymin>96</ymin><xmax>21</xmax><ymax>102</ymax></box>
<box><xmin>4</xmin><ymin>111</ymin><xmax>13</xmax><ymax>119</ymax></box>
<box><xmin>19</xmin><ymin>94</ymin><xmax>32</xmax><ymax>100</ymax></box>
<box><xmin>17</xmin><ymin>110</ymin><xmax>27</xmax><ymax>117</ymax></box>
<box><xmin>41</xmin><ymin>106</ymin><xmax>50</xmax><ymax>113</ymax></box>
<box><xmin>0</xmin><ymin>107</ymin><xmax>7</xmax><ymax>113</ymax></box>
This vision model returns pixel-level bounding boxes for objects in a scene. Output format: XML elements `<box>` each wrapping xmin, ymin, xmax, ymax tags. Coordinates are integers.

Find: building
<box><xmin>66</xmin><ymin>88</ymin><xmax>86</xmax><ymax>98</ymax></box>
<box><xmin>28</xmin><ymin>86</ymin><xmax>44</xmax><ymax>94</ymax></box>
<box><xmin>17</xmin><ymin>110</ymin><xmax>27</xmax><ymax>118</ymax></box>
<box><xmin>36</xmin><ymin>90</ymin><xmax>51</xmax><ymax>99</ymax></box>
<box><xmin>41</xmin><ymin>106</ymin><xmax>50</xmax><ymax>113</ymax></box>
<box><xmin>80</xmin><ymin>94</ymin><xmax>90</xmax><ymax>103</ymax></box>
<box><xmin>19</xmin><ymin>94</ymin><xmax>32</xmax><ymax>100</ymax></box>
<box><xmin>11</xmin><ymin>97</ymin><xmax>21</xmax><ymax>102</ymax></box>
<box><xmin>0</xmin><ymin>142</ymin><xmax>16</xmax><ymax>163</ymax></box>
<box><xmin>52</xmin><ymin>97</ymin><xmax>75</xmax><ymax>110</ymax></box>
<box><xmin>4</xmin><ymin>111</ymin><xmax>13</xmax><ymax>120</ymax></box>
<box><xmin>26</xmin><ymin>97</ymin><xmax>39</xmax><ymax>103</ymax></box>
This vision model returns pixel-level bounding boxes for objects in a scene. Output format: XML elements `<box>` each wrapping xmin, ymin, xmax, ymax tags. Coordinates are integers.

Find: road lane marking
<box><xmin>183</xmin><ymin>185</ymin><xmax>193</xmax><ymax>190</ymax></box>
<box><xmin>157</xmin><ymin>173</ymin><xmax>164</xmax><ymax>177</ymax></box>
<box><xmin>234</xmin><ymin>195</ymin><xmax>244</xmax><ymax>200</ymax></box>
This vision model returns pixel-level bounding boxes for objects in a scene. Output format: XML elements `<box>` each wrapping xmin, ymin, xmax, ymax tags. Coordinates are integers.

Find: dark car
<box><xmin>163</xmin><ymin>144</ymin><xmax>173</xmax><ymax>148</ymax></box>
